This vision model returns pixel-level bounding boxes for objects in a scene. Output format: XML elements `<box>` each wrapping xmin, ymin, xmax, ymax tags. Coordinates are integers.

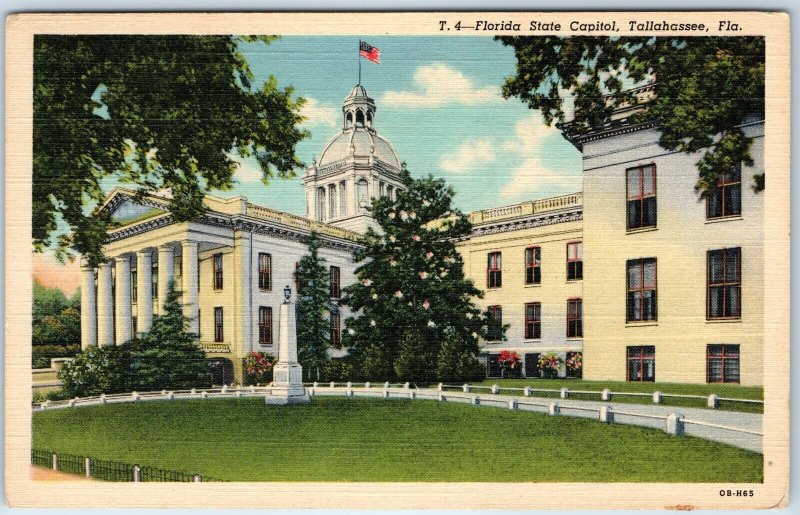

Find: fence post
<box><xmin>523</xmin><ymin>386</ymin><xmax>531</xmax><ymax>397</ymax></box>
<box><xmin>364</xmin><ymin>381</ymin><xmax>371</xmax><ymax>389</ymax></box>
<box><xmin>665</xmin><ymin>413</ymin><xmax>685</xmax><ymax>436</ymax></box>
<box><xmin>601</xmin><ymin>388</ymin><xmax>612</xmax><ymax>401</ymax></box>
<box><xmin>346</xmin><ymin>381</ymin><xmax>352</xmax><ymax>389</ymax></box>
<box><xmin>652</xmin><ymin>391</ymin><xmax>663</xmax><ymax>404</ymax></box>
<box><xmin>548</xmin><ymin>402</ymin><xmax>560</xmax><ymax>416</ymax></box>
<box><xmin>330</xmin><ymin>381</ymin><xmax>335</xmax><ymax>388</ymax></box>
<box><xmin>599</xmin><ymin>405</ymin><xmax>614</xmax><ymax>423</ymax></box>
<box><xmin>84</xmin><ymin>457</ymin><xmax>92</xmax><ymax>478</ymax></box>
<box><xmin>403</xmin><ymin>382</ymin><xmax>410</xmax><ymax>389</ymax></box>
<box><xmin>346</xmin><ymin>385</ymin><xmax>353</xmax><ymax>398</ymax></box>
<box><xmin>131</xmin><ymin>392</ymin><xmax>139</xmax><ymax>401</ymax></box>
<box><xmin>51</xmin><ymin>452</ymin><xmax>58</xmax><ymax>470</ymax></box>
<box><xmin>383</xmin><ymin>381</ymin><xmax>390</xmax><ymax>390</ymax></box>
<box><xmin>560</xmin><ymin>388</ymin><xmax>570</xmax><ymax>399</ymax></box>
<box><xmin>437</xmin><ymin>383</ymin><xmax>444</xmax><ymax>392</ymax></box>
<box><xmin>133</xmin><ymin>465</ymin><xmax>142</xmax><ymax>482</ymax></box>
<box><xmin>462</xmin><ymin>384</ymin><xmax>470</xmax><ymax>393</ymax></box>
<box><xmin>383</xmin><ymin>389</ymin><xmax>389</xmax><ymax>399</ymax></box>
<box><xmin>707</xmin><ymin>394</ymin><xmax>720</xmax><ymax>409</ymax></box>
<box><xmin>193</xmin><ymin>474</ymin><xmax>202</xmax><ymax>483</ymax></box>
<box><xmin>100</xmin><ymin>394</ymin><xmax>107</xmax><ymax>404</ymax></box>
<box><xmin>508</xmin><ymin>399</ymin><xmax>518</xmax><ymax>410</ymax></box>
<box><xmin>438</xmin><ymin>393</ymin><xmax>446</xmax><ymax>402</ymax></box>
<box><xmin>471</xmin><ymin>395</ymin><xmax>480</xmax><ymax>406</ymax></box>
<box><xmin>313</xmin><ymin>382</ymin><xmax>319</xmax><ymax>388</ymax></box>
<box><xmin>491</xmin><ymin>384</ymin><xmax>499</xmax><ymax>394</ymax></box>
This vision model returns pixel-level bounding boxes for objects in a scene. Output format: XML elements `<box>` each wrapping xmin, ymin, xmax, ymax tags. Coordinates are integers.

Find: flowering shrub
<box><xmin>244</xmin><ymin>352</ymin><xmax>275</xmax><ymax>385</ymax></box>
<box><xmin>565</xmin><ymin>352</ymin><xmax>582</xmax><ymax>379</ymax></box>
<box><xmin>538</xmin><ymin>352</ymin><xmax>564</xmax><ymax>379</ymax></box>
<box><xmin>497</xmin><ymin>350</ymin><xmax>522</xmax><ymax>378</ymax></box>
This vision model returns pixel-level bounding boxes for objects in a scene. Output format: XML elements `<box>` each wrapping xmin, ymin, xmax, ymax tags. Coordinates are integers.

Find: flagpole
<box><xmin>358</xmin><ymin>39</ymin><xmax>362</xmax><ymax>85</ymax></box>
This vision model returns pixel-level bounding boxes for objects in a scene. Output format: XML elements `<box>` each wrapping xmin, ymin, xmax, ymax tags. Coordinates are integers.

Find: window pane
<box><xmin>725</xmin><ymin>184</ymin><xmax>741</xmax><ymax>216</ymax></box>
<box><xmin>627</xmin><ymin>168</ymin><xmax>642</xmax><ymax>198</ymax></box>
<box><xmin>724</xmin><ymin>358</ymin><xmax>740</xmax><ymax>382</ymax></box>
<box><xmin>643</xmin><ymin>290</ymin><xmax>656</xmax><ymax>320</ymax></box>
<box><xmin>709</xmin><ymin>287</ymin><xmax>723</xmax><ymax>317</ymax></box>
<box><xmin>534</xmin><ymin>247</ymin><xmax>541</xmax><ymax>265</ymax></box>
<box><xmin>709</xmin><ymin>252</ymin><xmax>724</xmax><ymax>283</ymax></box>
<box><xmin>628</xmin><ymin>262</ymin><xmax>642</xmax><ymax>288</ymax></box>
<box><xmin>576</xmin><ymin>243</ymin><xmax>583</xmax><ymax>260</ymax></box>
<box><xmin>627</xmin><ymin>200</ymin><xmax>641</xmax><ymax>229</ymax></box>
<box><xmin>642</xmin><ymin>166</ymin><xmax>656</xmax><ymax>196</ymax></box>
<box><xmin>643</xmin><ymin>358</ymin><xmax>655</xmax><ymax>381</ymax></box>
<box><xmin>643</xmin><ymin>260</ymin><xmax>656</xmax><ymax>288</ymax></box>
<box><xmin>725</xmin><ymin>249</ymin><xmax>740</xmax><ymax>281</ymax></box>
<box><xmin>708</xmin><ymin>189</ymin><xmax>723</xmax><ymax>218</ymax></box>
<box><xmin>534</xmin><ymin>267</ymin><xmax>541</xmax><ymax>284</ymax></box>
<box><xmin>725</xmin><ymin>285</ymin><xmax>740</xmax><ymax>317</ymax></box>
<box><xmin>643</xmin><ymin>196</ymin><xmax>657</xmax><ymax>226</ymax></box>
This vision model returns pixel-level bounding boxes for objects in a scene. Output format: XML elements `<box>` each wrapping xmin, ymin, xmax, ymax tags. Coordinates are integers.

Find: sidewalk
<box><xmin>31</xmin><ymin>466</ymin><xmax>94</xmax><ymax>481</ymax></box>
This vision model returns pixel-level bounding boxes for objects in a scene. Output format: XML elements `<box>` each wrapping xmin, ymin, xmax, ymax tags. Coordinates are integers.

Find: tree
<box><xmin>294</xmin><ymin>231</ymin><xmax>332</xmax><ymax>380</ymax></box>
<box><xmin>341</xmin><ymin>172</ymin><xmax>493</xmax><ymax>382</ymax></box>
<box><xmin>32</xmin><ymin>280</ymin><xmax>81</xmax><ymax>346</ymax></box>
<box><xmin>496</xmin><ymin>36</ymin><xmax>765</xmax><ymax>195</ymax></box>
<box><xmin>123</xmin><ymin>280</ymin><xmax>210</xmax><ymax>391</ymax></box>
<box><xmin>393</xmin><ymin>329</ymin><xmax>432</xmax><ymax>383</ymax></box>
<box><xmin>59</xmin><ymin>345</ymin><xmax>125</xmax><ymax>398</ymax></box>
<box><xmin>34</xmin><ymin>35</ymin><xmax>308</xmax><ymax>265</ymax></box>
<box><xmin>436</xmin><ymin>332</ymin><xmax>484</xmax><ymax>384</ymax></box>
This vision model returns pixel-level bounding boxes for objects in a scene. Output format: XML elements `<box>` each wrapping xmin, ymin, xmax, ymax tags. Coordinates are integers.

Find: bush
<box><xmin>437</xmin><ymin>334</ymin><xmax>484</xmax><ymax>383</ymax></box>
<box><xmin>243</xmin><ymin>352</ymin><xmax>275</xmax><ymax>385</ymax></box>
<box><xmin>455</xmin><ymin>351</ymin><xmax>485</xmax><ymax>382</ymax></box>
<box><xmin>59</xmin><ymin>346</ymin><xmax>125</xmax><ymax>397</ymax></box>
<box><xmin>319</xmin><ymin>358</ymin><xmax>355</xmax><ymax>382</ymax></box>
<box><xmin>394</xmin><ymin>330</ymin><xmax>433</xmax><ymax>383</ymax></box>
<box><xmin>359</xmin><ymin>344</ymin><xmax>392</xmax><ymax>382</ymax></box>
<box><xmin>32</xmin><ymin>344</ymin><xmax>80</xmax><ymax>368</ymax></box>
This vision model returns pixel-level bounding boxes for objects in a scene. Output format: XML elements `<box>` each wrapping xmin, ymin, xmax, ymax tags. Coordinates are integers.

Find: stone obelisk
<box><xmin>266</xmin><ymin>285</ymin><xmax>310</xmax><ymax>405</ymax></box>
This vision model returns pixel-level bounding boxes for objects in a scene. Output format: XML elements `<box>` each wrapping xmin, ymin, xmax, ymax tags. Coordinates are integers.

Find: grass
<box><xmin>32</xmin><ymin>397</ymin><xmax>762</xmax><ymax>482</ymax></box>
<box><xmin>467</xmin><ymin>379</ymin><xmax>764</xmax><ymax>413</ymax></box>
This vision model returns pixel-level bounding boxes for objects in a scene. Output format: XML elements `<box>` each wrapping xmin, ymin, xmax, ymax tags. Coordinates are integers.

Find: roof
<box><xmin>317</xmin><ymin>127</ymin><xmax>401</xmax><ymax>170</ymax></box>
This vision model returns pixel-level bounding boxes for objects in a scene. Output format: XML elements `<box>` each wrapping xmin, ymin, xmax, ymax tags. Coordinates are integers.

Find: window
<box><xmin>524</xmin><ymin>302</ymin><xmax>541</xmax><ymax>339</ymax></box>
<box><xmin>329</xmin><ymin>266</ymin><xmax>341</xmax><ymax>299</ymax></box>
<box><xmin>130</xmin><ymin>270</ymin><xmax>138</xmax><ymax>304</ymax></box>
<box><xmin>330</xmin><ymin>311</ymin><xmax>341</xmax><ymax>348</ymax></box>
<box><xmin>626</xmin><ymin>164</ymin><xmax>657</xmax><ymax>229</ymax></box>
<box><xmin>151</xmin><ymin>262</ymin><xmax>158</xmax><ymax>299</ymax></box>
<box><xmin>627</xmin><ymin>258</ymin><xmax>657</xmax><ymax>322</ymax></box>
<box><xmin>132</xmin><ymin>316</ymin><xmax>137</xmax><ymax>335</ymax></box>
<box><xmin>214</xmin><ymin>307</ymin><xmax>224</xmax><ymax>342</ymax></box>
<box><xmin>258</xmin><ymin>307</ymin><xmax>273</xmax><ymax>345</ymax></box>
<box><xmin>707</xmin><ymin>164</ymin><xmax>742</xmax><ymax>219</ymax></box>
<box><xmin>627</xmin><ymin>346</ymin><xmax>655</xmax><ymax>381</ymax></box>
<box><xmin>525</xmin><ymin>247</ymin><xmax>541</xmax><ymax>285</ymax></box>
<box><xmin>487</xmin><ymin>305</ymin><xmax>502</xmax><ymax>341</ymax></box>
<box><xmin>707</xmin><ymin>248</ymin><xmax>741</xmax><ymax>319</ymax></box>
<box><xmin>566</xmin><ymin>242</ymin><xmax>583</xmax><ymax>280</ymax></box>
<box><xmin>213</xmin><ymin>253</ymin><xmax>223</xmax><ymax>290</ymax></box>
<box><xmin>707</xmin><ymin>344</ymin><xmax>740</xmax><ymax>383</ymax></box>
<box><xmin>258</xmin><ymin>253</ymin><xmax>272</xmax><ymax>291</ymax></box>
<box><xmin>524</xmin><ymin>353</ymin><xmax>541</xmax><ymax>378</ymax></box>
<box><xmin>567</xmin><ymin>299</ymin><xmax>582</xmax><ymax>338</ymax></box>
<box><xmin>487</xmin><ymin>252</ymin><xmax>502</xmax><ymax>288</ymax></box>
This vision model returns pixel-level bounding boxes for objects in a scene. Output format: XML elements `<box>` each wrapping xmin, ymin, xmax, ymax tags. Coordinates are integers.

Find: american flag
<box><xmin>359</xmin><ymin>41</ymin><xmax>381</xmax><ymax>64</ymax></box>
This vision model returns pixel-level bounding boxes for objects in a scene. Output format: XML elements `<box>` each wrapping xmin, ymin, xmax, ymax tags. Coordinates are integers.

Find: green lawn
<box><xmin>33</xmin><ymin>397</ymin><xmax>762</xmax><ymax>482</ymax></box>
<box><xmin>467</xmin><ymin>379</ymin><xmax>764</xmax><ymax>413</ymax></box>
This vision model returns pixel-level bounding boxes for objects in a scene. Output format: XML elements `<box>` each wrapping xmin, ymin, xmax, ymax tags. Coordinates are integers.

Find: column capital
<box><xmin>159</xmin><ymin>243</ymin><xmax>176</xmax><ymax>251</ymax></box>
<box><xmin>182</xmin><ymin>240</ymin><xmax>200</xmax><ymax>249</ymax></box>
<box><xmin>114</xmin><ymin>254</ymin><xmax>131</xmax><ymax>264</ymax></box>
<box><xmin>137</xmin><ymin>248</ymin><xmax>154</xmax><ymax>256</ymax></box>
<box><xmin>98</xmin><ymin>261</ymin><xmax>113</xmax><ymax>270</ymax></box>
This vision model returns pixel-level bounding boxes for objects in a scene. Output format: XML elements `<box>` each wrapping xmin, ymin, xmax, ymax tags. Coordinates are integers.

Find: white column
<box><xmin>182</xmin><ymin>241</ymin><xmax>199</xmax><ymax>336</ymax></box>
<box><xmin>137</xmin><ymin>250</ymin><xmax>153</xmax><ymax>333</ymax></box>
<box><xmin>96</xmin><ymin>262</ymin><xmax>114</xmax><ymax>347</ymax></box>
<box><xmin>158</xmin><ymin>244</ymin><xmax>175</xmax><ymax>312</ymax></box>
<box><xmin>79</xmin><ymin>258</ymin><xmax>97</xmax><ymax>349</ymax></box>
<box><xmin>114</xmin><ymin>255</ymin><xmax>132</xmax><ymax>345</ymax></box>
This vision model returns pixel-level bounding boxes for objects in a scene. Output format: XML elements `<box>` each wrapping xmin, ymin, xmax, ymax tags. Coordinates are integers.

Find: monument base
<box><xmin>265</xmin><ymin>391</ymin><xmax>311</xmax><ymax>405</ymax></box>
<box><xmin>266</xmin><ymin>362</ymin><xmax>311</xmax><ymax>404</ymax></box>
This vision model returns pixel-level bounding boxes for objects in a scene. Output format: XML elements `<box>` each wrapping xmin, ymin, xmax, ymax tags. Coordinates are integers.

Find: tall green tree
<box><xmin>497</xmin><ymin>36</ymin><xmax>765</xmax><ymax>195</ymax></box>
<box><xmin>294</xmin><ymin>231</ymin><xmax>332</xmax><ymax>380</ymax></box>
<box><xmin>34</xmin><ymin>35</ymin><xmax>308</xmax><ymax>265</ymax></box>
<box><xmin>341</xmin><ymin>173</ymin><xmax>491</xmax><ymax>381</ymax></box>
<box><xmin>32</xmin><ymin>280</ymin><xmax>81</xmax><ymax>346</ymax></box>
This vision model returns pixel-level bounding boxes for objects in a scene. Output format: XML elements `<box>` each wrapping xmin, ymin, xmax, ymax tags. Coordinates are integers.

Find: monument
<box><xmin>265</xmin><ymin>285</ymin><xmax>311</xmax><ymax>405</ymax></box>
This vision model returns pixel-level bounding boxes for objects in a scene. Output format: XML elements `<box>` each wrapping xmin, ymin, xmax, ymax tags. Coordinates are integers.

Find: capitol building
<box><xmin>79</xmin><ymin>83</ymin><xmax>764</xmax><ymax>386</ymax></box>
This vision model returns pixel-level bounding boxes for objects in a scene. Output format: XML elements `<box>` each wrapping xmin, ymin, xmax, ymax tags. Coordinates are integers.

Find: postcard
<box><xmin>5</xmin><ymin>11</ymin><xmax>790</xmax><ymax>509</ymax></box>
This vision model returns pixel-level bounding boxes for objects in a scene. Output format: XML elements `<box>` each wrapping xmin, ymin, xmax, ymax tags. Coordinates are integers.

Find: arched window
<box><xmin>356</xmin><ymin>179</ymin><xmax>369</xmax><ymax>209</ymax></box>
<box><xmin>345</xmin><ymin>111</ymin><xmax>353</xmax><ymax>128</ymax></box>
<box><xmin>366</xmin><ymin>110</ymin><xmax>373</xmax><ymax>126</ymax></box>
<box><xmin>355</xmin><ymin>109</ymin><xmax>365</xmax><ymax>126</ymax></box>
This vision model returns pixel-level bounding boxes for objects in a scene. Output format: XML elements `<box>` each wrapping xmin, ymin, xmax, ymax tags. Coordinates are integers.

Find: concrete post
<box><xmin>133</xmin><ymin>465</ymin><xmax>141</xmax><ymax>482</ymax></box>
<box><xmin>437</xmin><ymin>383</ymin><xmax>443</xmax><ymax>391</ymax></box>
<box><xmin>383</xmin><ymin>381</ymin><xmax>390</xmax><ymax>389</ymax></box>
<box><xmin>548</xmin><ymin>402</ymin><xmax>560</xmax><ymax>416</ymax></box>
<box><xmin>523</xmin><ymin>386</ymin><xmax>531</xmax><ymax>397</ymax></box>
<box><xmin>652</xmin><ymin>391</ymin><xmax>663</xmax><ymax>404</ymax></box>
<box><xmin>193</xmin><ymin>474</ymin><xmax>202</xmax><ymax>483</ymax></box>
<box><xmin>85</xmin><ymin>457</ymin><xmax>92</xmax><ymax>478</ymax></box>
<box><xmin>491</xmin><ymin>384</ymin><xmax>499</xmax><ymax>394</ymax></box>
<box><xmin>599</xmin><ymin>405</ymin><xmax>614</xmax><ymax>423</ymax></box>
<box><xmin>382</xmin><ymin>389</ymin><xmax>389</xmax><ymax>399</ymax></box>
<box><xmin>601</xmin><ymin>388</ymin><xmax>612</xmax><ymax>401</ymax></box>
<box><xmin>403</xmin><ymin>382</ymin><xmax>410</xmax><ymax>389</ymax></box>
<box><xmin>409</xmin><ymin>390</ymin><xmax>416</xmax><ymax>400</ymax></box>
<box><xmin>438</xmin><ymin>393</ymin><xmax>446</xmax><ymax>402</ymax></box>
<box><xmin>666</xmin><ymin>413</ymin><xmax>685</xmax><ymax>435</ymax></box>
<box><xmin>364</xmin><ymin>382</ymin><xmax>371</xmax><ymax>389</ymax></box>
<box><xmin>560</xmin><ymin>388</ymin><xmax>570</xmax><ymax>399</ymax></box>
<box><xmin>462</xmin><ymin>384</ymin><xmax>470</xmax><ymax>393</ymax></box>
<box><xmin>508</xmin><ymin>399</ymin><xmax>517</xmax><ymax>410</ymax></box>
<box><xmin>471</xmin><ymin>396</ymin><xmax>480</xmax><ymax>406</ymax></box>
<box><xmin>707</xmin><ymin>394</ymin><xmax>720</xmax><ymax>409</ymax></box>
<box><xmin>79</xmin><ymin>259</ymin><xmax>97</xmax><ymax>349</ymax></box>
<box><xmin>51</xmin><ymin>452</ymin><xmax>58</xmax><ymax>470</ymax></box>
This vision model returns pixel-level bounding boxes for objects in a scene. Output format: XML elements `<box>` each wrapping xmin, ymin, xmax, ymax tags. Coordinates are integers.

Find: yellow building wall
<box><xmin>580</xmin><ymin>126</ymin><xmax>764</xmax><ymax>385</ymax></box>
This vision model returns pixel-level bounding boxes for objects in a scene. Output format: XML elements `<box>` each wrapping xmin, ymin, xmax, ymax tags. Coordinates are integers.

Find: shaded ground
<box><xmin>33</xmin><ymin>397</ymin><xmax>763</xmax><ymax>483</ymax></box>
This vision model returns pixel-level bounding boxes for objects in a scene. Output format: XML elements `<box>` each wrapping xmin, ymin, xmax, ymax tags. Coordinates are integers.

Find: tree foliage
<box><xmin>294</xmin><ymin>231</ymin><xmax>332</xmax><ymax>379</ymax></box>
<box><xmin>341</xmin><ymin>173</ymin><xmax>492</xmax><ymax>382</ymax></box>
<box><xmin>34</xmin><ymin>35</ymin><xmax>308</xmax><ymax>265</ymax></box>
<box><xmin>32</xmin><ymin>280</ymin><xmax>81</xmax><ymax>346</ymax></box>
<box><xmin>497</xmin><ymin>36</ymin><xmax>765</xmax><ymax>194</ymax></box>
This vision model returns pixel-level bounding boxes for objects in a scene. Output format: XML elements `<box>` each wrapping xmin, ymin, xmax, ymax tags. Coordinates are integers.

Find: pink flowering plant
<box><xmin>497</xmin><ymin>350</ymin><xmax>522</xmax><ymax>378</ymax></box>
<box><xmin>565</xmin><ymin>352</ymin><xmax>583</xmax><ymax>379</ymax></box>
<box><xmin>538</xmin><ymin>352</ymin><xmax>564</xmax><ymax>379</ymax></box>
<box><xmin>244</xmin><ymin>351</ymin><xmax>275</xmax><ymax>385</ymax></box>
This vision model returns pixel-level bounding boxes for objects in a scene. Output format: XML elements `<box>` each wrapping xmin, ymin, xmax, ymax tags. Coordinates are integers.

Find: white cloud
<box><xmin>440</xmin><ymin>139</ymin><xmax>496</xmax><ymax>174</ymax></box>
<box><xmin>234</xmin><ymin>157</ymin><xmax>266</xmax><ymax>183</ymax></box>
<box><xmin>498</xmin><ymin>114</ymin><xmax>580</xmax><ymax>199</ymax></box>
<box><xmin>298</xmin><ymin>97</ymin><xmax>338</xmax><ymax>127</ymax></box>
<box><xmin>381</xmin><ymin>64</ymin><xmax>503</xmax><ymax>108</ymax></box>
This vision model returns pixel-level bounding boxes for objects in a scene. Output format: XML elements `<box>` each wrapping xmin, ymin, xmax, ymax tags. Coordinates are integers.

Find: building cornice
<box><xmin>456</xmin><ymin>208</ymin><xmax>583</xmax><ymax>241</ymax></box>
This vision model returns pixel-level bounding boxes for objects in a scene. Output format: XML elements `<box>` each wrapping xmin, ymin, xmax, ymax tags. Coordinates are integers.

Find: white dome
<box><xmin>317</xmin><ymin>128</ymin><xmax>401</xmax><ymax>170</ymax></box>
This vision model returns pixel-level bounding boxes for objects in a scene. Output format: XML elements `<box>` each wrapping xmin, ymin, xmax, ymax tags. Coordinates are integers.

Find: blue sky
<box><xmin>228</xmin><ymin>36</ymin><xmax>582</xmax><ymax>215</ymax></box>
